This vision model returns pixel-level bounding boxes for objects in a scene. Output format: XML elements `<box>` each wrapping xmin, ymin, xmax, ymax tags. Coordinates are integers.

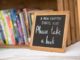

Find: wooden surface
<box><xmin>72</xmin><ymin>0</ymin><xmax>79</xmax><ymax>42</ymax></box>
<box><xmin>63</xmin><ymin>0</ymin><xmax>71</xmax><ymax>46</ymax></box>
<box><xmin>0</xmin><ymin>0</ymin><xmax>57</xmax><ymax>10</ymax></box>
<box><xmin>68</xmin><ymin>0</ymin><xmax>76</xmax><ymax>44</ymax></box>
<box><xmin>0</xmin><ymin>45</ymin><xmax>30</xmax><ymax>48</ymax></box>
<box><xmin>57</xmin><ymin>0</ymin><xmax>64</xmax><ymax>10</ymax></box>
<box><xmin>77</xmin><ymin>0</ymin><xmax>80</xmax><ymax>41</ymax></box>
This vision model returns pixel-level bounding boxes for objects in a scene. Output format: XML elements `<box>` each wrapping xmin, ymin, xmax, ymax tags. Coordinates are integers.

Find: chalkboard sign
<box><xmin>30</xmin><ymin>11</ymin><xmax>69</xmax><ymax>52</ymax></box>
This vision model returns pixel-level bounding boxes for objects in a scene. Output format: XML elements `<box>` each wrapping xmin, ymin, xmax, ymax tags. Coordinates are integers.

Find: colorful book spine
<box><xmin>16</xmin><ymin>14</ymin><xmax>25</xmax><ymax>45</ymax></box>
<box><xmin>10</xmin><ymin>9</ymin><xmax>20</xmax><ymax>44</ymax></box>
<box><xmin>0</xmin><ymin>11</ymin><xmax>9</xmax><ymax>44</ymax></box>
<box><xmin>0</xmin><ymin>21</ymin><xmax>5</xmax><ymax>45</ymax></box>
<box><xmin>4</xmin><ymin>10</ymin><xmax>16</xmax><ymax>45</ymax></box>
<box><xmin>18</xmin><ymin>11</ymin><xmax>28</xmax><ymax>44</ymax></box>
<box><xmin>1</xmin><ymin>10</ymin><xmax>14</xmax><ymax>45</ymax></box>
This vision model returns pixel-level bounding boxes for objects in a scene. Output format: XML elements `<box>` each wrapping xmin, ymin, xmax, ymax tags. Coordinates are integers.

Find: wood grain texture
<box><xmin>0</xmin><ymin>0</ymin><xmax>57</xmax><ymax>10</ymax></box>
<box><xmin>68</xmin><ymin>0</ymin><xmax>76</xmax><ymax>44</ymax></box>
<box><xmin>73</xmin><ymin>0</ymin><xmax>80</xmax><ymax>41</ymax></box>
<box><xmin>63</xmin><ymin>0</ymin><xmax>71</xmax><ymax>46</ymax></box>
<box><xmin>77</xmin><ymin>0</ymin><xmax>80</xmax><ymax>41</ymax></box>
<box><xmin>57</xmin><ymin>0</ymin><xmax>64</xmax><ymax>10</ymax></box>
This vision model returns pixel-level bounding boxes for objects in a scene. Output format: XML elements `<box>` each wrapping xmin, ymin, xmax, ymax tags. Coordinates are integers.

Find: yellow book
<box><xmin>0</xmin><ymin>11</ymin><xmax>9</xmax><ymax>44</ymax></box>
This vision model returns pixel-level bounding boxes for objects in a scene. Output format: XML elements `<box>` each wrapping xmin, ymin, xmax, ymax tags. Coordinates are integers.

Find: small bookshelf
<box><xmin>0</xmin><ymin>0</ymin><xmax>79</xmax><ymax>50</ymax></box>
<box><xmin>0</xmin><ymin>0</ymin><xmax>64</xmax><ymax>48</ymax></box>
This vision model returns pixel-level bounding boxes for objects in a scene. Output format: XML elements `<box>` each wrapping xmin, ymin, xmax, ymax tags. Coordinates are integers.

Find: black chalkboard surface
<box><xmin>31</xmin><ymin>11</ymin><xmax>69</xmax><ymax>52</ymax></box>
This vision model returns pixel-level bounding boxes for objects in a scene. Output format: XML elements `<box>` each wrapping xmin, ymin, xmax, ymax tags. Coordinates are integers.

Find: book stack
<box><xmin>0</xmin><ymin>8</ymin><xmax>34</xmax><ymax>46</ymax></box>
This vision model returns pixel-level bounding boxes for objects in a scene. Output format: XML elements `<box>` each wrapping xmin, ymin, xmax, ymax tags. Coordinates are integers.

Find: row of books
<box><xmin>0</xmin><ymin>8</ymin><xmax>33</xmax><ymax>45</ymax></box>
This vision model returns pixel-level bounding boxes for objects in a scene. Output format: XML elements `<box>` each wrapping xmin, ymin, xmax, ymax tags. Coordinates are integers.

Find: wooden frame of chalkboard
<box><xmin>30</xmin><ymin>11</ymin><xmax>69</xmax><ymax>52</ymax></box>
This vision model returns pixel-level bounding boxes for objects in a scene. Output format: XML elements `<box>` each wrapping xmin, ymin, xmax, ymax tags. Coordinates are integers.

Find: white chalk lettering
<box><xmin>40</xmin><ymin>16</ymin><xmax>62</xmax><ymax>21</ymax></box>
<box><xmin>40</xmin><ymin>17</ymin><xmax>49</xmax><ymax>20</ymax></box>
<box><xmin>45</xmin><ymin>35</ymin><xmax>54</xmax><ymax>45</ymax></box>
<box><xmin>52</xmin><ymin>22</ymin><xmax>59</xmax><ymax>25</ymax></box>
<box><xmin>42</xmin><ymin>21</ymin><xmax>51</xmax><ymax>25</ymax></box>
<box><xmin>36</xmin><ymin>25</ymin><xmax>48</xmax><ymax>34</ymax></box>
<box><xmin>51</xmin><ymin>26</ymin><xmax>61</xmax><ymax>35</ymax></box>
<box><xmin>50</xmin><ymin>17</ymin><xmax>62</xmax><ymax>20</ymax></box>
<box><xmin>40</xmin><ymin>36</ymin><xmax>55</xmax><ymax>45</ymax></box>
<box><xmin>41</xmin><ymin>39</ymin><xmax>44</xmax><ymax>44</ymax></box>
<box><xmin>40</xmin><ymin>17</ymin><xmax>43</xmax><ymax>20</ymax></box>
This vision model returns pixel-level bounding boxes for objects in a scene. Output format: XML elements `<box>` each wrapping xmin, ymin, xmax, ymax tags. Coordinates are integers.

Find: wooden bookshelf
<box><xmin>0</xmin><ymin>0</ymin><xmax>79</xmax><ymax>48</ymax></box>
<box><xmin>0</xmin><ymin>0</ymin><xmax>64</xmax><ymax>48</ymax></box>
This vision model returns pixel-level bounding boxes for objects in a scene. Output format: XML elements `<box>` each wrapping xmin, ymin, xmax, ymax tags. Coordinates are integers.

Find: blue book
<box><xmin>10</xmin><ymin>9</ymin><xmax>25</xmax><ymax>45</ymax></box>
<box><xmin>10</xmin><ymin>9</ymin><xmax>20</xmax><ymax>44</ymax></box>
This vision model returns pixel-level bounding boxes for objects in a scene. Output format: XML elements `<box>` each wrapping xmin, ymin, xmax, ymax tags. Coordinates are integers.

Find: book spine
<box><xmin>5</xmin><ymin>10</ymin><xmax>16</xmax><ymax>45</ymax></box>
<box><xmin>0</xmin><ymin>18</ymin><xmax>6</xmax><ymax>44</ymax></box>
<box><xmin>27</xmin><ymin>13</ymin><xmax>32</xmax><ymax>34</ymax></box>
<box><xmin>23</xmin><ymin>9</ymin><xmax>30</xmax><ymax>41</ymax></box>
<box><xmin>0</xmin><ymin>22</ymin><xmax>4</xmax><ymax>45</ymax></box>
<box><xmin>18</xmin><ymin>11</ymin><xmax>28</xmax><ymax>44</ymax></box>
<box><xmin>10</xmin><ymin>9</ymin><xmax>20</xmax><ymax>44</ymax></box>
<box><xmin>16</xmin><ymin>14</ymin><xmax>25</xmax><ymax>45</ymax></box>
<box><xmin>2</xmin><ymin>10</ymin><xmax>13</xmax><ymax>45</ymax></box>
<box><xmin>0</xmin><ymin>11</ymin><xmax>9</xmax><ymax>44</ymax></box>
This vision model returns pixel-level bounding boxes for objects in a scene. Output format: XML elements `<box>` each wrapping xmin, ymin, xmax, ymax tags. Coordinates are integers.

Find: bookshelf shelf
<box><xmin>0</xmin><ymin>0</ymin><xmax>79</xmax><ymax>50</ymax></box>
<box><xmin>0</xmin><ymin>45</ymin><xmax>30</xmax><ymax>48</ymax></box>
<box><xmin>0</xmin><ymin>0</ymin><xmax>63</xmax><ymax>48</ymax></box>
<box><xmin>0</xmin><ymin>0</ymin><xmax>58</xmax><ymax>10</ymax></box>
